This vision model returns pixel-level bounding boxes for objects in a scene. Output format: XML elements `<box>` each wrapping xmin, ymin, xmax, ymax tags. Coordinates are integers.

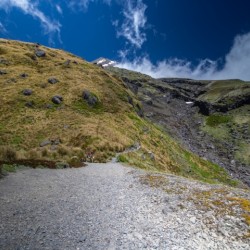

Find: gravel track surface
<box><xmin>0</xmin><ymin>163</ymin><xmax>250</xmax><ymax>250</ymax></box>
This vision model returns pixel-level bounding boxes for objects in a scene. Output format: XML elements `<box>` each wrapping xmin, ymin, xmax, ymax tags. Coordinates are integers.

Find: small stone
<box><xmin>25</xmin><ymin>101</ymin><xmax>34</xmax><ymax>108</ymax></box>
<box><xmin>23</xmin><ymin>89</ymin><xmax>33</xmax><ymax>96</ymax></box>
<box><xmin>56</xmin><ymin>162</ymin><xmax>70</xmax><ymax>169</ymax></box>
<box><xmin>35</xmin><ymin>49</ymin><xmax>46</xmax><ymax>57</ymax></box>
<box><xmin>52</xmin><ymin>95</ymin><xmax>63</xmax><ymax>104</ymax></box>
<box><xmin>0</xmin><ymin>69</ymin><xmax>7</xmax><ymax>75</ymax></box>
<box><xmin>78</xmin><ymin>236</ymin><xmax>87</xmax><ymax>242</ymax></box>
<box><xmin>64</xmin><ymin>59</ymin><xmax>71</xmax><ymax>67</ymax></box>
<box><xmin>40</xmin><ymin>140</ymin><xmax>51</xmax><ymax>147</ymax></box>
<box><xmin>45</xmin><ymin>104</ymin><xmax>53</xmax><ymax>109</ymax></box>
<box><xmin>20</xmin><ymin>73</ymin><xmax>28</xmax><ymax>78</ymax></box>
<box><xmin>190</xmin><ymin>217</ymin><xmax>196</xmax><ymax>224</ymax></box>
<box><xmin>48</xmin><ymin>78</ymin><xmax>59</xmax><ymax>84</ymax></box>
<box><xmin>148</xmin><ymin>151</ymin><xmax>155</xmax><ymax>161</ymax></box>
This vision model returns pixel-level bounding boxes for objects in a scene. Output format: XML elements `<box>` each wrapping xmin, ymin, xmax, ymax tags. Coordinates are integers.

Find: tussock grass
<box><xmin>0</xmin><ymin>39</ymin><xmax>240</xmax><ymax>186</ymax></box>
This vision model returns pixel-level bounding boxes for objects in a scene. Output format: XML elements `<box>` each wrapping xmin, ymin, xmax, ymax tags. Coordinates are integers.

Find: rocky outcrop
<box><xmin>52</xmin><ymin>95</ymin><xmax>63</xmax><ymax>104</ymax></box>
<box><xmin>82</xmin><ymin>90</ymin><xmax>99</xmax><ymax>107</ymax></box>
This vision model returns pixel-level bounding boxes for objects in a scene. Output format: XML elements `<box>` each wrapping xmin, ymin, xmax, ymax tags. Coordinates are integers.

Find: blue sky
<box><xmin>0</xmin><ymin>0</ymin><xmax>250</xmax><ymax>80</ymax></box>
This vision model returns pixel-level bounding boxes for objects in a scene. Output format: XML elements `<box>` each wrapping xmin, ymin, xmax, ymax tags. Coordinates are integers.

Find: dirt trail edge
<box><xmin>0</xmin><ymin>163</ymin><xmax>249</xmax><ymax>250</ymax></box>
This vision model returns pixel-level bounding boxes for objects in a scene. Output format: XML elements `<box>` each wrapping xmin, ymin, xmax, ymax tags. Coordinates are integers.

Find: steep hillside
<box><xmin>107</xmin><ymin>67</ymin><xmax>250</xmax><ymax>186</ymax></box>
<box><xmin>0</xmin><ymin>39</ymin><xmax>244</xmax><ymax>187</ymax></box>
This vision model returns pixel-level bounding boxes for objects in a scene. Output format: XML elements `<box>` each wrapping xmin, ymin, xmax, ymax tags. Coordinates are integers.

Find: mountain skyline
<box><xmin>0</xmin><ymin>0</ymin><xmax>250</xmax><ymax>80</ymax></box>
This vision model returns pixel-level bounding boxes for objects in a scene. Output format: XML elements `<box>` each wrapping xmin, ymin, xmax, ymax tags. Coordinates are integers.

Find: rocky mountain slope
<box><xmin>0</xmin><ymin>39</ymin><xmax>248</xmax><ymax>188</ymax></box>
<box><xmin>106</xmin><ymin>67</ymin><xmax>250</xmax><ymax>186</ymax></box>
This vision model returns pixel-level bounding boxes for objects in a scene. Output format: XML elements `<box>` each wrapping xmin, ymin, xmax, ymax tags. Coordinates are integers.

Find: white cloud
<box><xmin>0</xmin><ymin>0</ymin><xmax>61</xmax><ymax>41</ymax></box>
<box><xmin>117</xmin><ymin>32</ymin><xmax>250</xmax><ymax>81</ymax></box>
<box><xmin>117</xmin><ymin>0</ymin><xmax>147</xmax><ymax>48</ymax></box>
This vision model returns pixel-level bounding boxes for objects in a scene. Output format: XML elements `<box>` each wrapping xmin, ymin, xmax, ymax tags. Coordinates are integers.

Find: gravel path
<box><xmin>0</xmin><ymin>163</ymin><xmax>249</xmax><ymax>250</ymax></box>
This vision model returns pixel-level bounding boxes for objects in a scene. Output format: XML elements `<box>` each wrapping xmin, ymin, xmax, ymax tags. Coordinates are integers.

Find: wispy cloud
<box><xmin>68</xmin><ymin>0</ymin><xmax>94</xmax><ymax>11</ymax></box>
<box><xmin>117</xmin><ymin>0</ymin><xmax>147</xmax><ymax>49</ymax></box>
<box><xmin>56</xmin><ymin>4</ymin><xmax>63</xmax><ymax>15</ymax></box>
<box><xmin>68</xmin><ymin>0</ymin><xmax>148</xmax><ymax>49</ymax></box>
<box><xmin>0</xmin><ymin>21</ymin><xmax>7</xmax><ymax>34</ymax></box>
<box><xmin>0</xmin><ymin>0</ymin><xmax>61</xmax><ymax>43</ymax></box>
<box><xmin>117</xmin><ymin>32</ymin><xmax>250</xmax><ymax>81</ymax></box>
<box><xmin>68</xmin><ymin>0</ymin><xmax>111</xmax><ymax>11</ymax></box>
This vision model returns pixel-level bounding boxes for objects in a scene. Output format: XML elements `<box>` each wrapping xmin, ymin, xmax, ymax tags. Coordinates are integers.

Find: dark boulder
<box><xmin>82</xmin><ymin>90</ymin><xmax>98</xmax><ymax>106</ymax></box>
<box><xmin>48</xmin><ymin>77</ymin><xmax>59</xmax><ymax>84</ymax></box>
<box><xmin>35</xmin><ymin>49</ymin><xmax>46</xmax><ymax>57</ymax></box>
<box><xmin>23</xmin><ymin>89</ymin><xmax>33</xmax><ymax>96</ymax></box>
<box><xmin>52</xmin><ymin>95</ymin><xmax>63</xmax><ymax>104</ymax></box>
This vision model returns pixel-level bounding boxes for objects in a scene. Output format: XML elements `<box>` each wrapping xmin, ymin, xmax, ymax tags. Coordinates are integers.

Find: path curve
<box><xmin>0</xmin><ymin>163</ymin><xmax>249</xmax><ymax>249</ymax></box>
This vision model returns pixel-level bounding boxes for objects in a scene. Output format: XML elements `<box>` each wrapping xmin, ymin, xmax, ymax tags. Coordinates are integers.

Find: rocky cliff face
<box><xmin>107</xmin><ymin>67</ymin><xmax>250</xmax><ymax>186</ymax></box>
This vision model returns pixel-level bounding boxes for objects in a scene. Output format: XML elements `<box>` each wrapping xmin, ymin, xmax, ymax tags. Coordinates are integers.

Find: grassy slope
<box><xmin>0</xmin><ymin>39</ymin><xmax>240</xmax><ymax>186</ymax></box>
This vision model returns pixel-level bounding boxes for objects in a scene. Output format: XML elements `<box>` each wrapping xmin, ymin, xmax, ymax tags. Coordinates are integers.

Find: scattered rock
<box><xmin>35</xmin><ymin>49</ymin><xmax>46</xmax><ymax>57</ymax></box>
<box><xmin>0</xmin><ymin>69</ymin><xmax>7</xmax><ymax>75</ymax></box>
<box><xmin>64</xmin><ymin>60</ymin><xmax>71</xmax><ymax>67</ymax></box>
<box><xmin>40</xmin><ymin>83</ymin><xmax>48</xmax><ymax>88</ymax></box>
<box><xmin>82</xmin><ymin>90</ymin><xmax>98</xmax><ymax>106</ymax></box>
<box><xmin>0</xmin><ymin>58</ymin><xmax>9</xmax><ymax>65</ymax></box>
<box><xmin>145</xmin><ymin>99</ymin><xmax>153</xmax><ymax>105</ymax></box>
<box><xmin>128</xmin><ymin>95</ymin><xmax>133</xmax><ymax>105</ymax></box>
<box><xmin>52</xmin><ymin>95</ymin><xmax>63</xmax><ymax>104</ymax></box>
<box><xmin>135</xmin><ymin>104</ymin><xmax>144</xmax><ymax>117</ymax></box>
<box><xmin>45</xmin><ymin>104</ymin><xmax>53</xmax><ymax>109</ymax></box>
<box><xmin>6</xmin><ymin>78</ymin><xmax>16</xmax><ymax>83</ymax></box>
<box><xmin>48</xmin><ymin>78</ymin><xmax>59</xmax><ymax>84</ymax></box>
<box><xmin>23</xmin><ymin>89</ymin><xmax>33</xmax><ymax>96</ymax></box>
<box><xmin>148</xmin><ymin>151</ymin><xmax>155</xmax><ymax>161</ymax></box>
<box><xmin>145</xmin><ymin>112</ymin><xmax>154</xmax><ymax>118</ymax></box>
<box><xmin>20</xmin><ymin>73</ymin><xmax>28</xmax><ymax>78</ymax></box>
<box><xmin>25</xmin><ymin>101</ymin><xmax>34</xmax><ymax>108</ymax></box>
<box><xmin>40</xmin><ymin>140</ymin><xmax>51</xmax><ymax>147</ymax></box>
<box><xmin>190</xmin><ymin>217</ymin><xmax>196</xmax><ymax>224</ymax></box>
<box><xmin>51</xmin><ymin>138</ymin><xmax>61</xmax><ymax>145</ymax></box>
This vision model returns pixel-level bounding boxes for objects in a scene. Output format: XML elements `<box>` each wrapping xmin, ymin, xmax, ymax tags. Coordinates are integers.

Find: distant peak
<box><xmin>92</xmin><ymin>57</ymin><xmax>117</xmax><ymax>67</ymax></box>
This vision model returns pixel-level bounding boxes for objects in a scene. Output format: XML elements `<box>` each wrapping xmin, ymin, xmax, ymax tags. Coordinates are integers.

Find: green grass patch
<box><xmin>72</xmin><ymin>99</ymin><xmax>104</xmax><ymax>114</ymax></box>
<box><xmin>206</xmin><ymin>114</ymin><xmax>231</xmax><ymax>127</ymax></box>
<box><xmin>11</xmin><ymin>135</ymin><xmax>23</xmax><ymax>145</ymax></box>
<box><xmin>184</xmin><ymin>150</ymin><xmax>238</xmax><ymax>186</ymax></box>
<box><xmin>117</xmin><ymin>154</ymin><xmax>128</xmax><ymax>163</ymax></box>
<box><xmin>1</xmin><ymin>164</ymin><xmax>17</xmax><ymax>173</ymax></box>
